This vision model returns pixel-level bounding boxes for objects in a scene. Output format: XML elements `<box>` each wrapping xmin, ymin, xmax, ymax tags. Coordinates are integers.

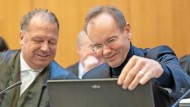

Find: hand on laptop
<box><xmin>117</xmin><ymin>56</ymin><xmax>164</xmax><ymax>91</ymax></box>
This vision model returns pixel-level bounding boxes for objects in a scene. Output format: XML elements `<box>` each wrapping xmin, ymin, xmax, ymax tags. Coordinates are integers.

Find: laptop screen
<box><xmin>47</xmin><ymin>78</ymin><xmax>155</xmax><ymax>107</ymax></box>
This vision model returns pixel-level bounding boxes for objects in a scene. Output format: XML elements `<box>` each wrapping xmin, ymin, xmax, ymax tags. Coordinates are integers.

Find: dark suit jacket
<box><xmin>83</xmin><ymin>45</ymin><xmax>190</xmax><ymax>107</ymax></box>
<box><xmin>179</xmin><ymin>54</ymin><xmax>190</xmax><ymax>75</ymax></box>
<box><xmin>0</xmin><ymin>50</ymin><xmax>78</xmax><ymax>107</ymax></box>
<box><xmin>66</xmin><ymin>62</ymin><xmax>79</xmax><ymax>77</ymax></box>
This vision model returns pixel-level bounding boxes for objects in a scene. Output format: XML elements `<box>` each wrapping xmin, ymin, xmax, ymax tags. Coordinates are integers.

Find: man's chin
<box><xmin>35</xmin><ymin>65</ymin><xmax>47</xmax><ymax>70</ymax></box>
<box><xmin>34</xmin><ymin>61</ymin><xmax>50</xmax><ymax>69</ymax></box>
<box><xmin>107</xmin><ymin>61</ymin><xmax>120</xmax><ymax>68</ymax></box>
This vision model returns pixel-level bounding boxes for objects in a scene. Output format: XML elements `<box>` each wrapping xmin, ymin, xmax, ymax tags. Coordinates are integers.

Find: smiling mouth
<box><xmin>37</xmin><ymin>54</ymin><xmax>50</xmax><ymax>58</ymax></box>
<box><xmin>105</xmin><ymin>53</ymin><xmax>116</xmax><ymax>60</ymax></box>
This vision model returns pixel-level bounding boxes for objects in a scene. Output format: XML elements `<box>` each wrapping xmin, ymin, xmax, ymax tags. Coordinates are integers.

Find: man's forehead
<box><xmin>86</xmin><ymin>13</ymin><xmax>120</xmax><ymax>43</ymax></box>
<box><xmin>88</xmin><ymin>13</ymin><xmax>115</xmax><ymax>28</ymax></box>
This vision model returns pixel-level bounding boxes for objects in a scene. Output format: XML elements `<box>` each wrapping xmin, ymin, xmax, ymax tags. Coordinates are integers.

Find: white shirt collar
<box><xmin>20</xmin><ymin>52</ymin><xmax>43</xmax><ymax>95</ymax></box>
<box><xmin>78</xmin><ymin>62</ymin><xmax>86</xmax><ymax>79</ymax></box>
<box><xmin>20</xmin><ymin>52</ymin><xmax>43</xmax><ymax>72</ymax></box>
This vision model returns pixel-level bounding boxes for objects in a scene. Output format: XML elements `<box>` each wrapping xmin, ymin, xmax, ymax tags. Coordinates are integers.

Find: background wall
<box><xmin>0</xmin><ymin>0</ymin><xmax>190</xmax><ymax>67</ymax></box>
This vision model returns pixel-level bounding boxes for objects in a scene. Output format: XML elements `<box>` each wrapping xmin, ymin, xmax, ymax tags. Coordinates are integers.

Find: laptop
<box><xmin>47</xmin><ymin>78</ymin><xmax>155</xmax><ymax>107</ymax></box>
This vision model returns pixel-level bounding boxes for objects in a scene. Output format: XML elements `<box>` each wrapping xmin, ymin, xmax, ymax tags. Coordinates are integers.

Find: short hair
<box><xmin>0</xmin><ymin>36</ymin><xmax>8</xmax><ymax>52</ymax></box>
<box><xmin>77</xmin><ymin>31</ymin><xmax>87</xmax><ymax>46</ymax></box>
<box><xmin>20</xmin><ymin>8</ymin><xmax>59</xmax><ymax>32</ymax></box>
<box><xmin>83</xmin><ymin>5</ymin><xmax>126</xmax><ymax>33</ymax></box>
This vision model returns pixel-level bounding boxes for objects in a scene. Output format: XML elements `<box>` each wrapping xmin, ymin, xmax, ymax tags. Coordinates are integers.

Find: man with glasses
<box><xmin>82</xmin><ymin>5</ymin><xmax>190</xmax><ymax>107</ymax></box>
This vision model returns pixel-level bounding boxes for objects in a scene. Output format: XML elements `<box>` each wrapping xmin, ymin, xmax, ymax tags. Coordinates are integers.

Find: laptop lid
<box><xmin>47</xmin><ymin>78</ymin><xmax>155</xmax><ymax>107</ymax></box>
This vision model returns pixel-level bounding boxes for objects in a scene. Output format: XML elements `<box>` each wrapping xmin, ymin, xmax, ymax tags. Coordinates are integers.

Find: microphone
<box><xmin>0</xmin><ymin>81</ymin><xmax>22</xmax><ymax>95</ymax></box>
<box><xmin>172</xmin><ymin>88</ymin><xmax>190</xmax><ymax>107</ymax></box>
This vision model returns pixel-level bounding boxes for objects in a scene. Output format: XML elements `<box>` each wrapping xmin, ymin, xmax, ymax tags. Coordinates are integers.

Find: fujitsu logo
<box><xmin>92</xmin><ymin>84</ymin><xmax>101</xmax><ymax>89</ymax></box>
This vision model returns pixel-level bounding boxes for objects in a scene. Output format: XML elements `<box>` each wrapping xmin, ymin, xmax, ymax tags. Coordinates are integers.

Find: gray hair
<box><xmin>20</xmin><ymin>8</ymin><xmax>59</xmax><ymax>32</ymax></box>
<box><xmin>83</xmin><ymin>5</ymin><xmax>126</xmax><ymax>33</ymax></box>
<box><xmin>77</xmin><ymin>31</ymin><xmax>87</xmax><ymax>46</ymax></box>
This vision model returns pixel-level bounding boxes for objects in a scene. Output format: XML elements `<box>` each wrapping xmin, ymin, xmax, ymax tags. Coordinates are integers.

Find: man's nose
<box><xmin>102</xmin><ymin>45</ymin><xmax>112</xmax><ymax>55</ymax></box>
<box><xmin>41</xmin><ymin>43</ymin><xmax>50</xmax><ymax>52</ymax></box>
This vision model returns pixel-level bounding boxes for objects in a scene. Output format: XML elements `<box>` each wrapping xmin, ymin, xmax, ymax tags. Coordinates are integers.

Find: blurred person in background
<box><xmin>66</xmin><ymin>31</ymin><xmax>104</xmax><ymax>79</ymax></box>
<box><xmin>0</xmin><ymin>36</ymin><xmax>9</xmax><ymax>52</ymax></box>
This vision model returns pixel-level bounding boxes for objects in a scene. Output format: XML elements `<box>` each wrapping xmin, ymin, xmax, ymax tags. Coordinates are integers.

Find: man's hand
<box><xmin>83</xmin><ymin>55</ymin><xmax>102</xmax><ymax>72</ymax></box>
<box><xmin>117</xmin><ymin>55</ymin><xmax>164</xmax><ymax>91</ymax></box>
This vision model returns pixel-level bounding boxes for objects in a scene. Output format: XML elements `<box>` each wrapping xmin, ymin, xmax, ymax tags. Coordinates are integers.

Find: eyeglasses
<box><xmin>92</xmin><ymin>34</ymin><xmax>120</xmax><ymax>53</ymax></box>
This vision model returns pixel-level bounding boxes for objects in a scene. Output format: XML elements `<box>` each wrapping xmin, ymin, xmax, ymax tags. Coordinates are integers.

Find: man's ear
<box><xmin>77</xmin><ymin>45</ymin><xmax>81</xmax><ymax>55</ymax></box>
<box><xmin>19</xmin><ymin>30</ymin><xmax>24</xmax><ymax>45</ymax></box>
<box><xmin>128</xmin><ymin>32</ymin><xmax>132</xmax><ymax>40</ymax></box>
<box><xmin>124</xmin><ymin>23</ymin><xmax>132</xmax><ymax>40</ymax></box>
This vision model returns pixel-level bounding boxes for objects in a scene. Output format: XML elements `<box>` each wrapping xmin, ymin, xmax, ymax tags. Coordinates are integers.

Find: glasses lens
<box><xmin>93</xmin><ymin>45</ymin><xmax>102</xmax><ymax>53</ymax></box>
<box><xmin>105</xmin><ymin>37</ymin><xmax>118</xmax><ymax>46</ymax></box>
<box><xmin>92</xmin><ymin>34</ymin><xmax>120</xmax><ymax>53</ymax></box>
